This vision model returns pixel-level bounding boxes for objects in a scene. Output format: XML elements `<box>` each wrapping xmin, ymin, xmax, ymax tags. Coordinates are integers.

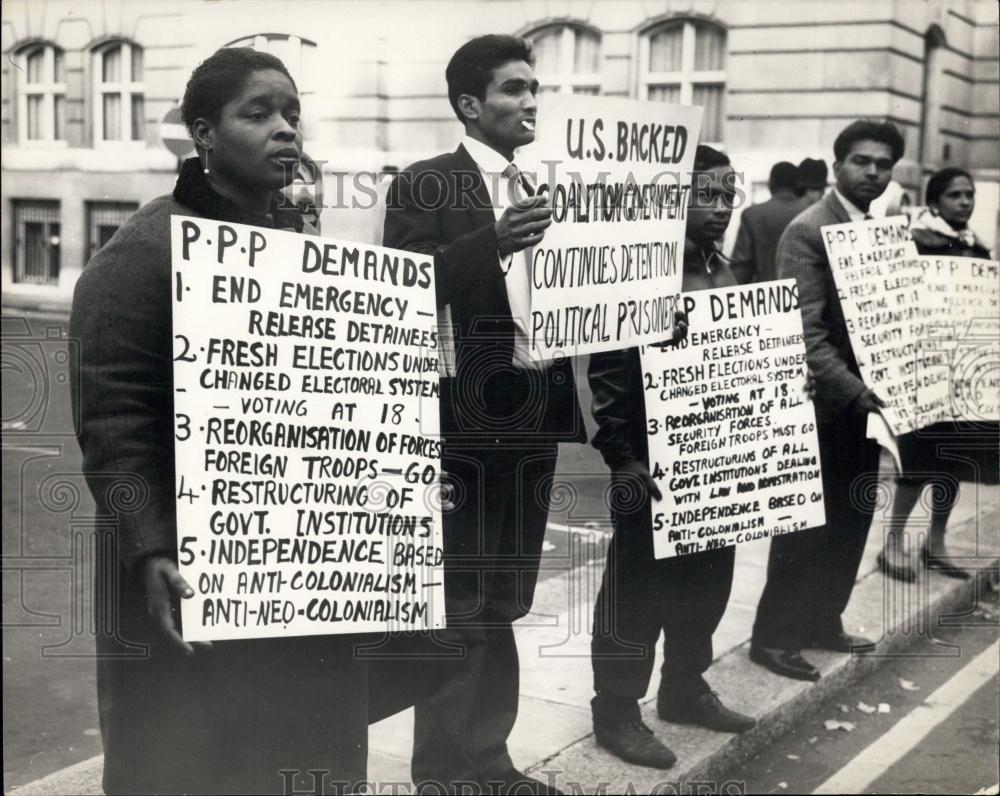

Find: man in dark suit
<box><xmin>750</xmin><ymin>120</ymin><xmax>905</xmax><ymax>681</ymax></box>
<box><xmin>795</xmin><ymin>157</ymin><xmax>829</xmax><ymax>207</ymax></box>
<box><xmin>731</xmin><ymin>161</ymin><xmax>803</xmax><ymax>285</ymax></box>
<box><xmin>383</xmin><ymin>35</ymin><xmax>585</xmax><ymax>795</ymax></box>
<box><xmin>587</xmin><ymin>146</ymin><xmax>756</xmax><ymax>770</ymax></box>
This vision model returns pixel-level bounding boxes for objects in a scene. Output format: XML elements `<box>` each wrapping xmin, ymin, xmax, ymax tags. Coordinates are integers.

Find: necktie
<box><xmin>501</xmin><ymin>163</ymin><xmax>536</xmax><ymax>365</ymax></box>
<box><xmin>502</xmin><ymin>163</ymin><xmax>535</xmax><ymax>204</ymax></box>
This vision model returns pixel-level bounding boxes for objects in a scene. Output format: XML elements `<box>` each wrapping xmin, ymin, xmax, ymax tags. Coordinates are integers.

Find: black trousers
<box><xmin>591</xmin><ymin>496</ymin><xmax>736</xmax><ymax>725</ymax></box>
<box><xmin>412</xmin><ymin>445</ymin><xmax>558</xmax><ymax>785</ymax></box>
<box><xmin>752</xmin><ymin>415</ymin><xmax>881</xmax><ymax>649</ymax></box>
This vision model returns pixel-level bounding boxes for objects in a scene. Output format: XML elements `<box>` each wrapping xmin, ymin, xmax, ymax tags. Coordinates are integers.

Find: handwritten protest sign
<box><xmin>171</xmin><ymin>217</ymin><xmax>444</xmax><ymax>641</ymax></box>
<box><xmin>642</xmin><ymin>281</ymin><xmax>825</xmax><ymax>559</ymax></box>
<box><xmin>920</xmin><ymin>256</ymin><xmax>1000</xmax><ymax>422</ymax></box>
<box><xmin>529</xmin><ymin>94</ymin><xmax>702</xmax><ymax>359</ymax></box>
<box><xmin>822</xmin><ymin>216</ymin><xmax>950</xmax><ymax>434</ymax></box>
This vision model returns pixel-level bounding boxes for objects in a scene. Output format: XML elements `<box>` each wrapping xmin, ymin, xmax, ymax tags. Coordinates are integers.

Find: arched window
<box><xmin>93</xmin><ymin>41</ymin><xmax>145</xmax><ymax>143</ymax></box>
<box><xmin>640</xmin><ymin>19</ymin><xmax>726</xmax><ymax>143</ymax></box>
<box><xmin>526</xmin><ymin>24</ymin><xmax>601</xmax><ymax>95</ymax></box>
<box><xmin>16</xmin><ymin>43</ymin><xmax>66</xmax><ymax>142</ymax></box>
<box><xmin>919</xmin><ymin>26</ymin><xmax>946</xmax><ymax>164</ymax></box>
<box><xmin>225</xmin><ymin>34</ymin><xmax>317</xmax><ymax>102</ymax></box>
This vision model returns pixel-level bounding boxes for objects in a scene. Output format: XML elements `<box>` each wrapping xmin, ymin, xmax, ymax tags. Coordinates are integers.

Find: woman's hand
<box><xmin>142</xmin><ymin>556</ymin><xmax>209</xmax><ymax>655</ymax></box>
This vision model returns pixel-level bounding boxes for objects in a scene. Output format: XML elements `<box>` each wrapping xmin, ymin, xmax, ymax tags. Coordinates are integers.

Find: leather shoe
<box><xmin>658</xmin><ymin>690</ymin><xmax>756</xmax><ymax>733</ymax></box>
<box><xmin>749</xmin><ymin>644</ymin><xmax>820</xmax><ymax>681</ymax></box>
<box><xmin>809</xmin><ymin>632</ymin><xmax>875</xmax><ymax>654</ymax></box>
<box><xmin>921</xmin><ymin>547</ymin><xmax>971</xmax><ymax>580</ymax></box>
<box><xmin>594</xmin><ymin>718</ymin><xmax>677</xmax><ymax>769</ymax></box>
<box><xmin>878</xmin><ymin>550</ymin><xmax>916</xmax><ymax>582</ymax></box>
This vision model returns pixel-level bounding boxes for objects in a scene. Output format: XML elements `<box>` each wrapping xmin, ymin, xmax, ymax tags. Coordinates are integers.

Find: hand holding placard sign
<box><xmin>171</xmin><ymin>217</ymin><xmax>445</xmax><ymax>641</ymax></box>
<box><xmin>529</xmin><ymin>94</ymin><xmax>703</xmax><ymax>359</ymax></box>
<box><xmin>642</xmin><ymin>281</ymin><xmax>825</xmax><ymax>559</ymax></box>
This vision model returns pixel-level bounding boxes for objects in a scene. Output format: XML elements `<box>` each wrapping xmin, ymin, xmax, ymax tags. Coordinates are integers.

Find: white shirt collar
<box><xmin>833</xmin><ymin>187</ymin><xmax>876</xmax><ymax>222</ymax></box>
<box><xmin>461</xmin><ymin>134</ymin><xmax>513</xmax><ymax>176</ymax></box>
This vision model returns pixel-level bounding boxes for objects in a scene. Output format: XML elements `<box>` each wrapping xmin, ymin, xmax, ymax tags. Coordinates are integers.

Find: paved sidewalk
<box><xmin>11</xmin><ymin>459</ymin><xmax>999</xmax><ymax>795</ymax></box>
<box><xmin>365</xmin><ymin>466</ymin><xmax>998</xmax><ymax>793</ymax></box>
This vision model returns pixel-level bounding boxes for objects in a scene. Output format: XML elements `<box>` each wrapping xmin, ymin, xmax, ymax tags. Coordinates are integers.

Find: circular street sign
<box><xmin>160</xmin><ymin>106</ymin><xmax>194</xmax><ymax>157</ymax></box>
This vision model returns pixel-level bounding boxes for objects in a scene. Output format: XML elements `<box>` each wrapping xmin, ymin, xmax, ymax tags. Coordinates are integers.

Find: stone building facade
<box><xmin>2</xmin><ymin>0</ymin><xmax>997</xmax><ymax>306</ymax></box>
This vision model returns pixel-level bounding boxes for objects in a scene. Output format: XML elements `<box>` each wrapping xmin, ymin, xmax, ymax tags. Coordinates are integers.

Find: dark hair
<box><xmin>768</xmin><ymin>161</ymin><xmax>798</xmax><ymax>192</ymax></box>
<box><xmin>796</xmin><ymin>157</ymin><xmax>828</xmax><ymax>195</ymax></box>
<box><xmin>925</xmin><ymin>167</ymin><xmax>974</xmax><ymax>205</ymax></box>
<box><xmin>693</xmin><ymin>144</ymin><xmax>731</xmax><ymax>172</ymax></box>
<box><xmin>181</xmin><ymin>47</ymin><xmax>297</xmax><ymax>132</ymax></box>
<box><xmin>446</xmin><ymin>35</ymin><xmax>534</xmax><ymax>123</ymax></box>
<box><xmin>832</xmin><ymin>119</ymin><xmax>905</xmax><ymax>164</ymax></box>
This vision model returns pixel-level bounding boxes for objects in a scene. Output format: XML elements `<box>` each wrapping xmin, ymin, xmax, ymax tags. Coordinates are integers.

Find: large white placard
<box><xmin>920</xmin><ymin>256</ymin><xmax>1000</xmax><ymax>423</ymax></box>
<box><xmin>529</xmin><ymin>94</ymin><xmax>703</xmax><ymax>359</ymax></box>
<box><xmin>642</xmin><ymin>281</ymin><xmax>825</xmax><ymax>559</ymax></box>
<box><xmin>822</xmin><ymin>216</ymin><xmax>950</xmax><ymax>434</ymax></box>
<box><xmin>171</xmin><ymin>216</ymin><xmax>445</xmax><ymax>641</ymax></box>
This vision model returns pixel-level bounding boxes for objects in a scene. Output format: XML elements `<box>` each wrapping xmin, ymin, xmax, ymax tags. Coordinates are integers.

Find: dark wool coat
<box><xmin>71</xmin><ymin>159</ymin><xmax>368</xmax><ymax>795</ymax></box>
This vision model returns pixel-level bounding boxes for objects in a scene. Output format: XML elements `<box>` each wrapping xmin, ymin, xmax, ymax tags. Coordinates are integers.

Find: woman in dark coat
<box><xmin>878</xmin><ymin>168</ymin><xmax>998</xmax><ymax>582</ymax></box>
<box><xmin>70</xmin><ymin>48</ymin><xmax>367</xmax><ymax>794</ymax></box>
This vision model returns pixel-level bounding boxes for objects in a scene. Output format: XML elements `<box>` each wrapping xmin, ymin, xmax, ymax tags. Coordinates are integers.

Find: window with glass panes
<box><xmin>527</xmin><ymin>25</ymin><xmax>601</xmax><ymax>95</ymax></box>
<box><xmin>17</xmin><ymin>44</ymin><xmax>66</xmax><ymax>142</ymax></box>
<box><xmin>640</xmin><ymin>20</ymin><xmax>726</xmax><ymax>143</ymax></box>
<box><xmin>86</xmin><ymin>202</ymin><xmax>139</xmax><ymax>261</ymax></box>
<box><xmin>13</xmin><ymin>201</ymin><xmax>61</xmax><ymax>285</ymax></box>
<box><xmin>93</xmin><ymin>42</ymin><xmax>145</xmax><ymax>142</ymax></box>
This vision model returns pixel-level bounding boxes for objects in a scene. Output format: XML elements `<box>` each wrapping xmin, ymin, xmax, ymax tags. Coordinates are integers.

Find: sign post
<box><xmin>161</xmin><ymin>106</ymin><xmax>195</xmax><ymax>171</ymax></box>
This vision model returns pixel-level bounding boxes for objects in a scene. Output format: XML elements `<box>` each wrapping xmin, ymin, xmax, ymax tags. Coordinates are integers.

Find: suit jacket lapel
<box><xmin>825</xmin><ymin>191</ymin><xmax>852</xmax><ymax>224</ymax></box>
<box><xmin>454</xmin><ymin>144</ymin><xmax>498</xmax><ymax>234</ymax></box>
<box><xmin>453</xmin><ymin>143</ymin><xmax>512</xmax><ymax>319</ymax></box>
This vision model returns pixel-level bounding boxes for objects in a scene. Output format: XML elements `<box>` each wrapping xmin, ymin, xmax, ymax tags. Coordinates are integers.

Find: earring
<box><xmin>203</xmin><ymin>150</ymin><xmax>210</xmax><ymax>175</ymax></box>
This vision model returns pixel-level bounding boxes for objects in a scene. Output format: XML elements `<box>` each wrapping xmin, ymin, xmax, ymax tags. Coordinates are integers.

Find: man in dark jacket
<box><xmin>795</xmin><ymin>157</ymin><xmax>829</xmax><ymax>207</ymax></box>
<box><xmin>382</xmin><ymin>35</ymin><xmax>585</xmax><ymax>795</ymax></box>
<box><xmin>749</xmin><ymin>119</ymin><xmax>904</xmax><ymax>681</ymax></box>
<box><xmin>588</xmin><ymin>146</ymin><xmax>756</xmax><ymax>770</ymax></box>
<box><xmin>731</xmin><ymin>161</ymin><xmax>803</xmax><ymax>285</ymax></box>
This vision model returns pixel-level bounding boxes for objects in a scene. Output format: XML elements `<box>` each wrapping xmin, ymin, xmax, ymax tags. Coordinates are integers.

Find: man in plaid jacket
<box><xmin>749</xmin><ymin>120</ymin><xmax>905</xmax><ymax>681</ymax></box>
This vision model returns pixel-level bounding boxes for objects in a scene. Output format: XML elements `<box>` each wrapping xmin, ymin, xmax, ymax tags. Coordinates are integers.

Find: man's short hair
<box><xmin>693</xmin><ymin>144</ymin><xmax>731</xmax><ymax>172</ymax></box>
<box><xmin>924</xmin><ymin>167</ymin><xmax>974</xmax><ymax>205</ymax></box>
<box><xmin>768</xmin><ymin>161</ymin><xmax>798</xmax><ymax>192</ymax></box>
<box><xmin>796</xmin><ymin>157</ymin><xmax>828</xmax><ymax>195</ymax></box>
<box><xmin>833</xmin><ymin>119</ymin><xmax>905</xmax><ymax>164</ymax></box>
<box><xmin>446</xmin><ymin>35</ymin><xmax>534</xmax><ymax>123</ymax></box>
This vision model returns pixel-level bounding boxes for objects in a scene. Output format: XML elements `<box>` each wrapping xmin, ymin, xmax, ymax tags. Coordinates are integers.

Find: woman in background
<box><xmin>878</xmin><ymin>168</ymin><xmax>997</xmax><ymax>582</ymax></box>
<box><xmin>71</xmin><ymin>48</ymin><xmax>366</xmax><ymax>794</ymax></box>
<box><xmin>908</xmin><ymin>167</ymin><xmax>990</xmax><ymax>258</ymax></box>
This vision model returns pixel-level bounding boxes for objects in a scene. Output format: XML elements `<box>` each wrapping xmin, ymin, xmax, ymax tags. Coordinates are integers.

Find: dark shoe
<box><xmin>809</xmin><ymin>632</ymin><xmax>875</xmax><ymax>654</ymax></box>
<box><xmin>749</xmin><ymin>644</ymin><xmax>820</xmax><ymax>681</ymax></box>
<box><xmin>593</xmin><ymin>718</ymin><xmax>677</xmax><ymax>769</ymax></box>
<box><xmin>878</xmin><ymin>550</ymin><xmax>916</xmax><ymax>582</ymax></box>
<box><xmin>479</xmin><ymin>768</ymin><xmax>563</xmax><ymax>795</ymax></box>
<box><xmin>658</xmin><ymin>690</ymin><xmax>757</xmax><ymax>733</ymax></box>
<box><xmin>922</xmin><ymin>547</ymin><xmax>971</xmax><ymax>580</ymax></box>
